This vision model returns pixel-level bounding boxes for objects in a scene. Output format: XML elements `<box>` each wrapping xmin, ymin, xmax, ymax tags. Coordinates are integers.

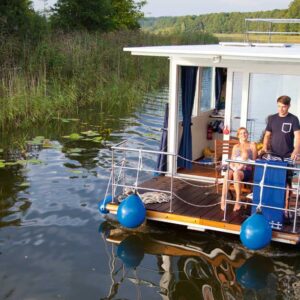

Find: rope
<box><xmin>134</xmin><ymin>150</ymin><xmax>143</xmax><ymax>189</ymax></box>
<box><xmin>173</xmin><ymin>192</ymin><xmax>221</xmax><ymax>208</ymax></box>
<box><xmin>114</xmin><ymin>159</ymin><xmax>126</xmax><ymax>195</ymax></box>
<box><xmin>140</xmin><ymin>192</ymin><xmax>170</xmax><ymax>204</ymax></box>
<box><xmin>138</xmin><ymin>190</ymin><xmax>221</xmax><ymax>208</ymax></box>
<box><xmin>178</xmin><ymin>177</ymin><xmax>219</xmax><ymax>188</ymax></box>
<box><xmin>257</xmin><ymin>163</ymin><xmax>268</xmax><ymax>211</ymax></box>
<box><xmin>177</xmin><ymin>154</ymin><xmax>222</xmax><ymax>166</ymax></box>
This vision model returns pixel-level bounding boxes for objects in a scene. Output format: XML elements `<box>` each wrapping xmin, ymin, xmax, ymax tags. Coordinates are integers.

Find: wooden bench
<box><xmin>214</xmin><ymin>139</ymin><xmax>238</xmax><ymax>193</ymax></box>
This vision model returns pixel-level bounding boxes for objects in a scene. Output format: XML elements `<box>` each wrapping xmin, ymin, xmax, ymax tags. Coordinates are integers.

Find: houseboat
<box><xmin>101</xmin><ymin>19</ymin><xmax>300</xmax><ymax>247</ymax></box>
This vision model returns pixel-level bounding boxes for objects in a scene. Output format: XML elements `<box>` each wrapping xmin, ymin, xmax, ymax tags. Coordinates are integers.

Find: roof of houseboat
<box><xmin>124</xmin><ymin>42</ymin><xmax>300</xmax><ymax>63</ymax></box>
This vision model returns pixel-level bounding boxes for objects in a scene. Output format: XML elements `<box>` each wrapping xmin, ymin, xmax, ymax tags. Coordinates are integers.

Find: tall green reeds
<box><xmin>0</xmin><ymin>30</ymin><xmax>218</xmax><ymax>129</ymax></box>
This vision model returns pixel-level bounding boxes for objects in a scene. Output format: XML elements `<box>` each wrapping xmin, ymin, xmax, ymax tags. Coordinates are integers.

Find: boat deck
<box><xmin>107</xmin><ymin>175</ymin><xmax>300</xmax><ymax>245</ymax></box>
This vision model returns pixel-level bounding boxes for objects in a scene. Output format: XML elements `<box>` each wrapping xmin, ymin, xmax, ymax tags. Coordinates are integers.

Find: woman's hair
<box><xmin>236</xmin><ymin>127</ymin><xmax>248</xmax><ymax>137</ymax></box>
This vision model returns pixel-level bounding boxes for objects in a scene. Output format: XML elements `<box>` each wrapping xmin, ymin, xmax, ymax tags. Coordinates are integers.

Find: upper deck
<box><xmin>124</xmin><ymin>43</ymin><xmax>300</xmax><ymax>63</ymax></box>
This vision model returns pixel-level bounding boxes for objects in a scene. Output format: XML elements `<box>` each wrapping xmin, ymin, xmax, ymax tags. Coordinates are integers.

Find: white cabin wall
<box><xmin>191</xmin><ymin>112</ymin><xmax>212</xmax><ymax>159</ymax></box>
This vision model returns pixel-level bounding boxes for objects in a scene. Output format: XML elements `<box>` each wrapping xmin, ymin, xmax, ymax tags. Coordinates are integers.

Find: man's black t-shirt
<box><xmin>266</xmin><ymin>113</ymin><xmax>300</xmax><ymax>158</ymax></box>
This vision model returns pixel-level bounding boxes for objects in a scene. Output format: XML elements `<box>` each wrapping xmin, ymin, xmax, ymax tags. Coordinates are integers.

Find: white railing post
<box><xmin>111</xmin><ymin>148</ymin><xmax>115</xmax><ymax>202</ymax></box>
<box><xmin>169</xmin><ymin>153</ymin><xmax>175</xmax><ymax>213</ymax></box>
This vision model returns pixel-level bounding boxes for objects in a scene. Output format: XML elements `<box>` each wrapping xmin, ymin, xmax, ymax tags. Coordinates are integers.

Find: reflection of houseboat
<box><xmin>100</xmin><ymin>221</ymin><xmax>299</xmax><ymax>299</ymax></box>
<box><xmin>100</xmin><ymin>221</ymin><xmax>247</xmax><ymax>299</ymax></box>
<box><xmin>103</xmin><ymin>19</ymin><xmax>300</xmax><ymax>246</ymax></box>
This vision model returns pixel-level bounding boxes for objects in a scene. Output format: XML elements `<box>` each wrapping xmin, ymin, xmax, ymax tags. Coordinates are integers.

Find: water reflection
<box><xmin>99</xmin><ymin>220</ymin><xmax>300</xmax><ymax>299</ymax></box>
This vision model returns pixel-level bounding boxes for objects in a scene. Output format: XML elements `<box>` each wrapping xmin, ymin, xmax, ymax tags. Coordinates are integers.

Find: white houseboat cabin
<box><xmin>103</xmin><ymin>19</ymin><xmax>300</xmax><ymax>247</ymax></box>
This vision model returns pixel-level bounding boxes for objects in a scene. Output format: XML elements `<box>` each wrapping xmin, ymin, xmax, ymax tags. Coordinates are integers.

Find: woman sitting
<box><xmin>221</xmin><ymin>127</ymin><xmax>257</xmax><ymax>211</ymax></box>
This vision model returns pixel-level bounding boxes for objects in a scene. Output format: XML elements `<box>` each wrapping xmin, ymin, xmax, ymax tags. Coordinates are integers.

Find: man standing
<box><xmin>260</xmin><ymin>95</ymin><xmax>300</xmax><ymax>159</ymax></box>
<box><xmin>260</xmin><ymin>95</ymin><xmax>300</xmax><ymax>218</ymax></box>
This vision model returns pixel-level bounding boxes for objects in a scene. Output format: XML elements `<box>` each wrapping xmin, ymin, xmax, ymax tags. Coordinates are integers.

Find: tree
<box><xmin>110</xmin><ymin>0</ymin><xmax>145</xmax><ymax>30</ymax></box>
<box><xmin>287</xmin><ymin>0</ymin><xmax>300</xmax><ymax>18</ymax></box>
<box><xmin>50</xmin><ymin>0</ymin><xmax>145</xmax><ymax>31</ymax></box>
<box><xmin>0</xmin><ymin>0</ymin><xmax>40</xmax><ymax>35</ymax></box>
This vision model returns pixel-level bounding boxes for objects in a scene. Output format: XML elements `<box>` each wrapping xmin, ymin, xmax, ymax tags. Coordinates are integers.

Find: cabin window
<box><xmin>248</xmin><ymin>73</ymin><xmax>300</xmax><ymax>142</ymax></box>
<box><xmin>199</xmin><ymin>67</ymin><xmax>213</xmax><ymax>112</ymax></box>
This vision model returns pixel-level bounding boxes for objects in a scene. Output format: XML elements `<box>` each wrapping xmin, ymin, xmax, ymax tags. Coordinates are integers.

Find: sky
<box><xmin>32</xmin><ymin>0</ymin><xmax>292</xmax><ymax>17</ymax></box>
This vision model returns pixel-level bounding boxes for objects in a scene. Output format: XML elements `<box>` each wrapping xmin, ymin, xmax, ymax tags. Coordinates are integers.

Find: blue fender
<box><xmin>98</xmin><ymin>195</ymin><xmax>113</xmax><ymax>214</ymax></box>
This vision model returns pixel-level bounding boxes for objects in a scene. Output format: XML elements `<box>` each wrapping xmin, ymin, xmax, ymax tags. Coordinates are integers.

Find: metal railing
<box><xmin>111</xmin><ymin>140</ymin><xmax>177</xmax><ymax>212</ymax></box>
<box><xmin>223</xmin><ymin>159</ymin><xmax>300</xmax><ymax>233</ymax></box>
<box><xmin>244</xmin><ymin>18</ymin><xmax>300</xmax><ymax>43</ymax></box>
<box><xmin>108</xmin><ymin>141</ymin><xmax>300</xmax><ymax>233</ymax></box>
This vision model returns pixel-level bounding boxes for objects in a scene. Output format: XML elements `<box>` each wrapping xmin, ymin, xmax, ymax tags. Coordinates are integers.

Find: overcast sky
<box><xmin>33</xmin><ymin>0</ymin><xmax>292</xmax><ymax>17</ymax></box>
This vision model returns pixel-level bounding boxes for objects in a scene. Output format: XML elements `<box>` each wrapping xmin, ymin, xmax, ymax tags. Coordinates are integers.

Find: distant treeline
<box><xmin>140</xmin><ymin>0</ymin><xmax>300</xmax><ymax>34</ymax></box>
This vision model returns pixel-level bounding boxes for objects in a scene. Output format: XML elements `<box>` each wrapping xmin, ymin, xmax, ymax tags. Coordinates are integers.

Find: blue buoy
<box><xmin>236</xmin><ymin>255</ymin><xmax>274</xmax><ymax>290</ymax></box>
<box><xmin>98</xmin><ymin>221</ymin><xmax>113</xmax><ymax>238</ymax></box>
<box><xmin>117</xmin><ymin>194</ymin><xmax>146</xmax><ymax>228</ymax></box>
<box><xmin>117</xmin><ymin>235</ymin><xmax>144</xmax><ymax>268</ymax></box>
<box><xmin>98</xmin><ymin>195</ymin><xmax>113</xmax><ymax>214</ymax></box>
<box><xmin>240</xmin><ymin>212</ymin><xmax>272</xmax><ymax>250</ymax></box>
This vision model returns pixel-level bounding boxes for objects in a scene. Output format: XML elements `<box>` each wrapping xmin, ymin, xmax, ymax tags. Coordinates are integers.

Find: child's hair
<box><xmin>236</xmin><ymin>127</ymin><xmax>248</xmax><ymax>137</ymax></box>
<box><xmin>277</xmin><ymin>95</ymin><xmax>291</xmax><ymax>106</ymax></box>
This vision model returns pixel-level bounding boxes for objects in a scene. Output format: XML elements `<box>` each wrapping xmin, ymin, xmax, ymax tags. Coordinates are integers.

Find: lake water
<box><xmin>1</xmin><ymin>88</ymin><xmax>300</xmax><ymax>299</ymax></box>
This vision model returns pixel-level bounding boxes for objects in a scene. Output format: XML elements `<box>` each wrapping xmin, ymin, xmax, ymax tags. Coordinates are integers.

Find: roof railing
<box><xmin>244</xmin><ymin>18</ymin><xmax>300</xmax><ymax>43</ymax></box>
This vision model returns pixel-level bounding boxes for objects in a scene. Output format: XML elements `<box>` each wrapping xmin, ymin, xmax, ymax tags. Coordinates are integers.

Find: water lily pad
<box><xmin>5</xmin><ymin>162</ymin><xmax>19</xmax><ymax>166</ymax></box>
<box><xmin>61</xmin><ymin>118</ymin><xmax>70</xmax><ymax>123</ymax></box>
<box><xmin>62</xmin><ymin>133</ymin><xmax>83</xmax><ymax>140</ymax></box>
<box><xmin>91</xmin><ymin>137</ymin><xmax>103</xmax><ymax>143</ymax></box>
<box><xmin>68</xmin><ymin>148</ymin><xmax>85</xmax><ymax>153</ymax></box>
<box><xmin>42</xmin><ymin>139</ymin><xmax>53</xmax><ymax>148</ymax></box>
<box><xmin>144</xmin><ymin>133</ymin><xmax>158</xmax><ymax>139</ymax></box>
<box><xmin>68</xmin><ymin>153</ymin><xmax>80</xmax><ymax>157</ymax></box>
<box><xmin>81</xmin><ymin>130</ymin><xmax>100</xmax><ymax>137</ymax></box>
<box><xmin>20</xmin><ymin>182</ymin><xmax>30</xmax><ymax>187</ymax></box>
<box><xmin>53</xmin><ymin>117</ymin><xmax>80</xmax><ymax>123</ymax></box>
<box><xmin>0</xmin><ymin>161</ymin><xmax>5</xmax><ymax>168</ymax></box>
<box><xmin>0</xmin><ymin>149</ymin><xmax>3</xmax><ymax>153</ymax></box>
<box><xmin>27</xmin><ymin>159</ymin><xmax>43</xmax><ymax>164</ymax></box>
<box><xmin>16</xmin><ymin>160</ymin><xmax>27</xmax><ymax>165</ymax></box>
<box><xmin>69</xmin><ymin>170</ymin><xmax>82</xmax><ymax>174</ymax></box>
<box><xmin>27</xmin><ymin>136</ymin><xmax>45</xmax><ymax>145</ymax></box>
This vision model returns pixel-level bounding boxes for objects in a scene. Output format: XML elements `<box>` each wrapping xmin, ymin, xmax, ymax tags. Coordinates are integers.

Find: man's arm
<box><xmin>260</xmin><ymin>130</ymin><xmax>271</xmax><ymax>154</ymax></box>
<box><xmin>291</xmin><ymin>130</ymin><xmax>300</xmax><ymax>160</ymax></box>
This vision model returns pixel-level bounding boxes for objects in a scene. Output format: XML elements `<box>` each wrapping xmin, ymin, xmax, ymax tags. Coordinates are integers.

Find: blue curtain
<box><xmin>177</xmin><ymin>66</ymin><xmax>198</xmax><ymax>169</ymax></box>
<box><xmin>156</xmin><ymin>103</ymin><xmax>169</xmax><ymax>173</ymax></box>
<box><xmin>215</xmin><ymin>68</ymin><xmax>223</xmax><ymax>110</ymax></box>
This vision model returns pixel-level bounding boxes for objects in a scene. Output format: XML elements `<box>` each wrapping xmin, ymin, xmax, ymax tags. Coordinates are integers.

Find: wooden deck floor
<box><xmin>139</xmin><ymin>175</ymin><xmax>248</xmax><ymax>225</ymax></box>
<box><xmin>106</xmin><ymin>173</ymin><xmax>300</xmax><ymax>244</ymax></box>
<box><xmin>137</xmin><ymin>175</ymin><xmax>300</xmax><ymax>235</ymax></box>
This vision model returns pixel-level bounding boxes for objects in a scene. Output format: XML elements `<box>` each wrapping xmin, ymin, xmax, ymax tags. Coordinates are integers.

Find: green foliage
<box><xmin>288</xmin><ymin>0</ymin><xmax>300</xmax><ymax>18</ymax></box>
<box><xmin>0</xmin><ymin>30</ymin><xmax>217</xmax><ymax>129</ymax></box>
<box><xmin>0</xmin><ymin>0</ymin><xmax>47</xmax><ymax>39</ymax></box>
<box><xmin>141</xmin><ymin>2</ymin><xmax>300</xmax><ymax>34</ymax></box>
<box><xmin>51</xmin><ymin>0</ymin><xmax>145</xmax><ymax>31</ymax></box>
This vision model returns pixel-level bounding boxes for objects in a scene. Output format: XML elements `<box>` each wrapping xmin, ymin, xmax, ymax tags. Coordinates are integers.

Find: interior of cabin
<box><xmin>174</xmin><ymin>65</ymin><xmax>300</xmax><ymax>180</ymax></box>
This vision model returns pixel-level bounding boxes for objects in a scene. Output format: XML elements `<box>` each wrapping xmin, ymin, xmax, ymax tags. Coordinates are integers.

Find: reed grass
<box><xmin>0</xmin><ymin>30</ymin><xmax>218</xmax><ymax>129</ymax></box>
<box><xmin>216</xmin><ymin>33</ymin><xmax>300</xmax><ymax>43</ymax></box>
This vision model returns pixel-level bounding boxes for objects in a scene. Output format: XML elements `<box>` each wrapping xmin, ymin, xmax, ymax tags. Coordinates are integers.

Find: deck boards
<box><xmin>138</xmin><ymin>175</ymin><xmax>299</xmax><ymax>233</ymax></box>
<box><xmin>139</xmin><ymin>176</ymin><xmax>245</xmax><ymax>224</ymax></box>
